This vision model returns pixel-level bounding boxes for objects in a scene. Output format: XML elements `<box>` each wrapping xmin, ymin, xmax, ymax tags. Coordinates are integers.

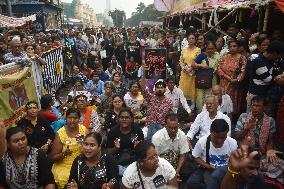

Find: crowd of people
<box><xmin>0</xmin><ymin>24</ymin><xmax>284</xmax><ymax>189</ymax></box>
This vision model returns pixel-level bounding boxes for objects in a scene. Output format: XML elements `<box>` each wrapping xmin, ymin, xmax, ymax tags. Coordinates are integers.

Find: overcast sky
<box><xmin>62</xmin><ymin>0</ymin><xmax>154</xmax><ymax>18</ymax></box>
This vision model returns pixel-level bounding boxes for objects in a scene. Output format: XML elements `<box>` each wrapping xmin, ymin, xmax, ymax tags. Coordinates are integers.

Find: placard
<box><xmin>144</xmin><ymin>48</ymin><xmax>167</xmax><ymax>80</ymax></box>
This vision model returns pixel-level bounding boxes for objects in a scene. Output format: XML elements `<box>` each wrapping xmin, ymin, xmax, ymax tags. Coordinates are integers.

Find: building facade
<box><xmin>0</xmin><ymin>0</ymin><xmax>63</xmax><ymax>30</ymax></box>
<box><xmin>63</xmin><ymin>0</ymin><xmax>97</xmax><ymax>27</ymax></box>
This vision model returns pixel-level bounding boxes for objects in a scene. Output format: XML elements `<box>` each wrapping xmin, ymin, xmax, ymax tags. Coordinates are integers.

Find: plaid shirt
<box><xmin>141</xmin><ymin>89</ymin><xmax>173</xmax><ymax>126</ymax></box>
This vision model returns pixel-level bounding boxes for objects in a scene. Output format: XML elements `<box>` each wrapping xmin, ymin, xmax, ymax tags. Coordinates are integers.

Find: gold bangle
<box><xmin>228</xmin><ymin>166</ymin><xmax>240</xmax><ymax>178</ymax></box>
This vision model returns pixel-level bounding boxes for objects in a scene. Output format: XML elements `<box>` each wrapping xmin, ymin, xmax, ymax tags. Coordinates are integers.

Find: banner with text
<box><xmin>144</xmin><ymin>48</ymin><xmax>167</xmax><ymax>80</ymax></box>
<box><xmin>0</xmin><ymin>66</ymin><xmax>38</xmax><ymax>128</ymax></box>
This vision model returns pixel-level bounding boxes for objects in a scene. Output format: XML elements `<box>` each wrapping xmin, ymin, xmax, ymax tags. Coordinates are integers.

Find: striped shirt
<box><xmin>248</xmin><ymin>54</ymin><xmax>273</xmax><ymax>97</ymax></box>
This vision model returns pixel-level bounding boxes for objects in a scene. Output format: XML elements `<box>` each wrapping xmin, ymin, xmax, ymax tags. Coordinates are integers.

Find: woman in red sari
<box><xmin>217</xmin><ymin>40</ymin><xmax>247</xmax><ymax>116</ymax></box>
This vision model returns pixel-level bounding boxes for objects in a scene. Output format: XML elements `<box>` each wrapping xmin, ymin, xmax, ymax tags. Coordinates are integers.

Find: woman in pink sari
<box><xmin>217</xmin><ymin>40</ymin><xmax>247</xmax><ymax>116</ymax></box>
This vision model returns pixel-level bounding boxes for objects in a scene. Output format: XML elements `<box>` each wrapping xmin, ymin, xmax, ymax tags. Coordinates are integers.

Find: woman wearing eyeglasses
<box><xmin>66</xmin><ymin>132</ymin><xmax>119</xmax><ymax>189</ymax></box>
<box><xmin>122</xmin><ymin>140</ymin><xmax>178</xmax><ymax>189</ymax></box>
<box><xmin>106</xmin><ymin>108</ymin><xmax>144</xmax><ymax>176</ymax></box>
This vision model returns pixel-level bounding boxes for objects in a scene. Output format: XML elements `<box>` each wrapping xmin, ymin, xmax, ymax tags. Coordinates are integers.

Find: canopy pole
<box><xmin>205</xmin><ymin>8</ymin><xmax>237</xmax><ymax>35</ymax></box>
<box><xmin>202</xmin><ymin>14</ymin><xmax>206</xmax><ymax>31</ymax></box>
<box><xmin>263</xmin><ymin>3</ymin><xmax>270</xmax><ymax>32</ymax></box>
<box><xmin>192</xmin><ymin>15</ymin><xmax>227</xmax><ymax>35</ymax></box>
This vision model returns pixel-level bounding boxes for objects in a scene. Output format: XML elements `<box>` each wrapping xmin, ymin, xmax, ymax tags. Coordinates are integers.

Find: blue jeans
<box><xmin>146</xmin><ymin>123</ymin><xmax>163</xmax><ymax>141</ymax></box>
<box><xmin>185</xmin><ymin>168</ymin><xmax>211</xmax><ymax>189</ymax></box>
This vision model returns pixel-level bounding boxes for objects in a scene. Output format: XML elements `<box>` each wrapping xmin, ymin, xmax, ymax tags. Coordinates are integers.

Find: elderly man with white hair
<box><xmin>3</xmin><ymin>38</ymin><xmax>30</xmax><ymax>65</ymax></box>
<box><xmin>187</xmin><ymin>95</ymin><xmax>231</xmax><ymax>149</ymax></box>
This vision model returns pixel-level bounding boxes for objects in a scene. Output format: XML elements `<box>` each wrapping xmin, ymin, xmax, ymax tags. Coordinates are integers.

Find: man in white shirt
<box><xmin>165</xmin><ymin>76</ymin><xmax>192</xmax><ymax>115</ymax></box>
<box><xmin>201</xmin><ymin>85</ymin><xmax>233</xmax><ymax>119</ymax></box>
<box><xmin>187</xmin><ymin>95</ymin><xmax>231</xmax><ymax>149</ymax></box>
<box><xmin>152</xmin><ymin>113</ymin><xmax>190</xmax><ymax>177</ymax></box>
<box><xmin>82</xmin><ymin>27</ymin><xmax>97</xmax><ymax>44</ymax></box>
<box><xmin>185</xmin><ymin>119</ymin><xmax>238</xmax><ymax>189</ymax></box>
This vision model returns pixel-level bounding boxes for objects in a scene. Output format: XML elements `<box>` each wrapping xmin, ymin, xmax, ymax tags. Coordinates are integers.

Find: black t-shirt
<box><xmin>0</xmin><ymin>148</ymin><xmax>55</xmax><ymax>188</ymax></box>
<box><xmin>106</xmin><ymin>125</ymin><xmax>144</xmax><ymax>152</ymax></box>
<box><xmin>17</xmin><ymin>116</ymin><xmax>55</xmax><ymax>149</ymax></box>
<box><xmin>104</xmin><ymin>109</ymin><xmax>119</xmax><ymax>130</ymax></box>
<box><xmin>68</xmin><ymin>154</ymin><xmax>119</xmax><ymax>189</ymax></box>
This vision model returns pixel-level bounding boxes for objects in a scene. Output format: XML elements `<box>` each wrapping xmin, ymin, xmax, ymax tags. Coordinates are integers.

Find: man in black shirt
<box><xmin>17</xmin><ymin>101</ymin><xmax>55</xmax><ymax>153</ymax></box>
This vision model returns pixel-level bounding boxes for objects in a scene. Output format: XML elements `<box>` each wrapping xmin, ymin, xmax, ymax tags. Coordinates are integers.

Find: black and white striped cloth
<box><xmin>248</xmin><ymin>54</ymin><xmax>273</xmax><ymax>97</ymax></box>
<box><xmin>41</xmin><ymin>48</ymin><xmax>64</xmax><ymax>94</ymax></box>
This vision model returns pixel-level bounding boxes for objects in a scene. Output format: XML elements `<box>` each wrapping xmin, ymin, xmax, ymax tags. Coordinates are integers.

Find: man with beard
<box><xmin>140</xmin><ymin>64</ymin><xmax>173</xmax><ymax>141</ymax></box>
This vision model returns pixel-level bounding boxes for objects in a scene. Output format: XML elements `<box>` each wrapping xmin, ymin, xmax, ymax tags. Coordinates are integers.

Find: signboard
<box><xmin>144</xmin><ymin>48</ymin><xmax>167</xmax><ymax>80</ymax></box>
<box><xmin>0</xmin><ymin>66</ymin><xmax>38</xmax><ymax>128</ymax></box>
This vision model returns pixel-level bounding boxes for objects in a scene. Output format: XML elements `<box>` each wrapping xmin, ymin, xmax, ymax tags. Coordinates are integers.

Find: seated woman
<box><xmin>0</xmin><ymin>127</ymin><xmax>56</xmax><ymax>189</ymax></box>
<box><xmin>106</xmin><ymin>108</ymin><xmax>144</xmax><ymax>176</ymax></box>
<box><xmin>74</xmin><ymin>94</ymin><xmax>101</xmax><ymax>132</ymax></box>
<box><xmin>25</xmin><ymin>44</ymin><xmax>47</xmax><ymax>65</ymax></box>
<box><xmin>112</xmin><ymin>72</ymin><xmax>127</xmax><ymax>96</ymax></box>
<box><xmin>122</xmin><ymin>140</ymin><xmax>178</xmax><ymax>189</ymax></box>
<box><xmin>17</xmin><ymin>101</ymin><xmax>55</xmax><ymax>153</ymax></box>
<box><xmin>66</xmin><ymin>132</ymin><xmax>119</xmax><ymax>189</ymax></box>
<box><xmin>51</xmin><ymin>108</ymin><xmax>87</xmax><ymax>189</ymax></box>
<box><xmin>124</xmin><ymin>81</ymin><xmax>145</xmax><ymax>125</ymax></box>
<box><xmin>67</xmin><ymin>78</ymin><xmax>92</xmax><ymax>102</ymax></box>
<box><xmin>104</xmin><ymin>94</ymin><xmax>126</xmax><ymax>132</ymax></box>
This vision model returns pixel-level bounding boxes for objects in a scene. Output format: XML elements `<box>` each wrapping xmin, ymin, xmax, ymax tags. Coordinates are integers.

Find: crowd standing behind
<box><xmin>0</xmin><ymin>25</ymin><xmax>284</xmax><ymax>189</ymax></box>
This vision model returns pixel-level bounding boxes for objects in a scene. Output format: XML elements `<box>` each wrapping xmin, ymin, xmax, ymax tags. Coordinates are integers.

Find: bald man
<box><xmin>202</xmin><ymin>85</ymin><xmax>233</xmax><ymax>120</ymax></box>
<box><xmin>3</xmin><ymin>38</ymin><xmax>30</xmax><ymax>65</ymax></box>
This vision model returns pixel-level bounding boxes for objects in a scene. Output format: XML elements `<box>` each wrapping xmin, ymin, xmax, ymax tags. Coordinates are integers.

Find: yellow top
<box><xmin>52</xmin><ymin>124</ymin><xmax>86</xmax><ymax>189</ymax></box>
<box><xmin>178</xmin><ymin>47</ymin><xmax>201</xmax><ymax>100</ymax></box>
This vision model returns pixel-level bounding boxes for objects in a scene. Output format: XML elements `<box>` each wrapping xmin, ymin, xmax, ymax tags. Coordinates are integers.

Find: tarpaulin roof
<box><xmin>158</xmin><ymin>0</ymin><xmax>276</xmax><ymax>15</ymax></box>
<box><xmin>154</xmin><ymin>0</ymin><xmax>173</xmax><ymax>12</ymax></box>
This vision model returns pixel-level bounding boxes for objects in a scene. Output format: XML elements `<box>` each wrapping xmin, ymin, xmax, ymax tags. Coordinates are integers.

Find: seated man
<box><xmin>85</xmin><ymin>71</ymin><xmax>105</xmax><ymax>97</ymax></box>
<box><xmin>152</xmin><ymin>113</ymin><xmax>190</xmax><ymax>178</ymax></box>
<box><xmin>140</xmin><ymin>68</ymin><xmax>173</xmax><ymax>140</ymax></box>
<box><xmin>185</xmin><ymin>119</ymin><xmax>238</xmax><ymax>189</ymax></box>
<box><xmin>165</xmin><ymin>76</ymin><xmax>192</xmax><ymax>115</ymax></box>
<box><xmin>234</xmin><ymin>96</ymin><xmax>277</xmax><ymax>161</ymax></box>
<box><xmin>187</xmin><ymin>95</ymin><xmax>231</xmax><ymax>149</ymax></box>
<box><xmin>95</xmin><ymin>63</ymin><xmax>110</xmax><ymax>82</ymax></box>
<box><xmin>211</xmin><ymin>146</ymin><xmax>265</xmax><ymax>189</ymax></box>
<box><xmin>202</xmin><ymin>85</ymin><xmax>233</xmax><ymax>120</ymax></box>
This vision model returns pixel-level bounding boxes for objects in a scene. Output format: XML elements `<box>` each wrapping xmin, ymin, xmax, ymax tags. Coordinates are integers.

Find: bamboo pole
<box><xmin>192</xmin><ymin>15</ymin><xmax>227</xmax><ymax>35</ymax></box>
<box><xmin>205</xmin><ymin>8</ymin><xmax>237</xmax><ymax>35</ymax></box>
<box><xmin>263</xmin><ymin>3</ymin><xmax>270</xmax><ymax>32</ymax></box>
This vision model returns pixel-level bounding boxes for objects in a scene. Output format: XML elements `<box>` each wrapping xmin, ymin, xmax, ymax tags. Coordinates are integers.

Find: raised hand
<box><xmin>114</xmin><ymin>138</ymin><xmax>120</xmax><ymax>149</ymax></box>
<box><xmin>229</xmin><ymin>145</ymin><xmax>258</xmax><ymax>172</ymax></box>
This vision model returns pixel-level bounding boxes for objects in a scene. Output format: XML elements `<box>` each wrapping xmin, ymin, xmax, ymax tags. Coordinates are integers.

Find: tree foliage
<box><xmin>109</xmin><ymin>9</ymin><xmax>126</xmax><ymax>27</ymax></box>
<box><xmin>125</xmin><ymin>3</ymin><xmax>166</xmax><ymax>27</ymax></box>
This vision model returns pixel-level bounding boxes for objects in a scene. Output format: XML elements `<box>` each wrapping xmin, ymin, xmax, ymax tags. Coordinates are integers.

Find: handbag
<box><xmin>195</xmin><ymin>57</ymin><xmax>213</xmax><ymax>89</ymax></box>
